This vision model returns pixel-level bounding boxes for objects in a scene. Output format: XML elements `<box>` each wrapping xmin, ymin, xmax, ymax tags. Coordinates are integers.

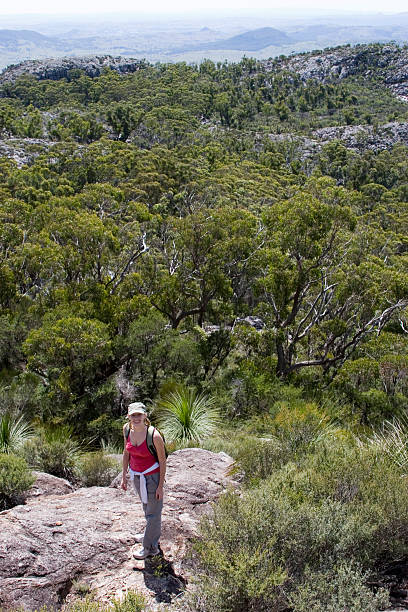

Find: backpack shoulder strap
<box><xmin>146</xmin><ymin>425</ymin><xmax>158</xmax><ymax>460</ymax></box>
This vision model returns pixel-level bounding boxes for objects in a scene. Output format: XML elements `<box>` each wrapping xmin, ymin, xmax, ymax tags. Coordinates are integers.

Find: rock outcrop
<box><xmin>25</xmin><ymin>472</ymin><xmax>75</xmax><ymax>500</ymax></box>
<box><xmin>0</xmin><ymin>448</ymin><xmax>236</xmax><ymax>610</ymax></box>
<box><xmin>0</xmin><ymin>56</ymin><xmax>147</xmax><ymax>85</ymax></box>
<box><xmin>264</xmin><ymin>44</ymin><xmax>408</xmax><ymax>100</ymax></box>
<box><xmin>266</xmin><ymin>121</ymin><xmax>408</xmax><ymax>162</ymax></box>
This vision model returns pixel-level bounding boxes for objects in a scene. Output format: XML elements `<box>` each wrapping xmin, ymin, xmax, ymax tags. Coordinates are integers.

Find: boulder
<box><xmin>0</xmin><ymin>448</ymin><xmax>237</xmax><ymax>610</ymax></box>
<box><xmin>25</xmin><ymin>472</ymin><xmax>75</xmax><ymax>500</ymax></box>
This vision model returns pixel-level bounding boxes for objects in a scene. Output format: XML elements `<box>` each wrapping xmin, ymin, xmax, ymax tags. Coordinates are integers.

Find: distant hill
<box><xmin>289</xmin><ymin>24</ymin><xmax>402</xmax><ymax>44</ymax></box>
<box><xmin>289</xmin><ymin>25</ymin><xmax>340</xmax><ymax>43</ymax></box>
<box><xmin>0</xmin><ymin>29</ymin><xmax>56</xmax><ymax>46</ymax></box>
<box><xmin>203</xmin><ymin>27</ymin><xmax>291</xmax><ymax>51</ymax></box>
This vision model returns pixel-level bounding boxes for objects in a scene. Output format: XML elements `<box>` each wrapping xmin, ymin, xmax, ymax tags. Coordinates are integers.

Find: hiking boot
<box><xmin>133</xmin><ymin>548</ymin><xmax>149</xmax><ymax>560</ymax></box>
<box><xmin>133</xmin><ymin>546</ymin><xmax>159</xmax><ymax>559</ymax></box>
<box><xmin>134</xmin><ymin>532</ymin><xmax>144</xmax><ymax>543</ymax></box>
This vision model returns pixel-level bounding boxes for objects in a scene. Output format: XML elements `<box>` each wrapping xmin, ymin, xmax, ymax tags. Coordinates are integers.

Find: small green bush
<box><xmin>231</xmin><ymin>436</ymin><xmax>289</xmax><ymax>484</ymax></box>
<box><xmin>77</xmin><ymin>451</ymin><xmax>119</xmax><ymax>487</ymax></box>
<box><xmin>23</xmin><ymin>589</ymin><xmax>146</xmax><ymax>611</ymax></box>
<box><xmin>364</xmin><ymin>416</ymin><xmax>408</xmax><ymax>469</ymax></box>
<box><xmin>288</xmin><ymin>562</ymin><xmax>389</xmax><ymax>612</ymax></box>
<box><xmin>231</xmin><ymin>406</ymin><xmax>346</xmax><ymax>485</ymax></box>
<box><xmin>199</xmin><ymin>430</ymin><xmax>254</xmax><ymax>458</ymax></box>
<box><xmin>111</xmin><ymin>590</ymin><xmax>146</xmax><ymax>612</ymax></box>
<box><xmin>66</xmin><ymin>590</ymin><xmax>145</xmax><ymax>611</ymax></box>
<box><xmin>0</xmin><ymin>453</ymin><xmax>35</xmax><ymax>510</ymax></box>
<box><xmin>22</xmin><ymin>426</ymin><xmax>82</xmax><ymax>482</ymax></box>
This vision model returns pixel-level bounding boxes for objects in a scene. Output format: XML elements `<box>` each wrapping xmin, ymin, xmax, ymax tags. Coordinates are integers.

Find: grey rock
<box><xmin>312</xmin><ymin>121</ymin><xmax>408</xmax><ymax>152</ymax></box>
<box><xmin>264</xmin><ymin>120</ymin><xmax>408</xmax><ymax>166</ymax></box>
<box><xmin>0</xmin><ymin>137</ymin><xmax>52</xmax><ymax>167</ymax></box>
<box><xmin>236</xmin><ymin>316</ymin><xmax>265</xmax><ymax>330</ymax></box>
<box><xmin>25</xmin><ymin>472</ymin><xmax>74</xmax><ymax>500</ymax></box>
<box><xmin>264</xmin><ymin>43</ymin><xmax>408</xmax><ymax>102</ymax></box>
<box><xmin>0</xmin><ymin>448</ymin><xmax>237</xmax><ymax>610</ymax></box>
<box><xmin>0</xmin><ymin>55</ymin><xmax>147</xmax><ymax>85</ymax></box>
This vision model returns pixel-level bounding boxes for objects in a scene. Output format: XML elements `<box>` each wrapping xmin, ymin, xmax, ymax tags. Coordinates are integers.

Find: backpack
<box><xmin>124</xmin><ymin>424</ymin><xmax>168</xmax><ymax>462</ymax></box>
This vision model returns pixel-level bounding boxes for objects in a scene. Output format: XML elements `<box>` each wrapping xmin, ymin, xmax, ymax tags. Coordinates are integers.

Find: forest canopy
<box><xmin>0</xmin><ymin>46</ymin><xmax>407</xmax><ymax>438</ymax></box>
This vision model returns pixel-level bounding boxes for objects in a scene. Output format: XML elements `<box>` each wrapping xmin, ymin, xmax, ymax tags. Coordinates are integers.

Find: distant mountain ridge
<box><xmin>0</xmin><ymin>29</ymin><xmax>58</xmax><ymax>52</ymax></box>
<box><xmin>0</xmin><ymin>29</ymin><xmax>54</xmax><ymax>44</ymax></box>
<box><xmin>3</xmin><ymin>17</ymin><xmax>408</xmax><ymax>69</ymax></box>
<box><xmin>203</xmin><ymin>27</ymin><xmax>291</xmax><ymax>51</ymax></box>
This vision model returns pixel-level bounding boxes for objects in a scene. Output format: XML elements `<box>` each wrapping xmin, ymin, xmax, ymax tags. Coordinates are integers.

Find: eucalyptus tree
<box><xmin>139</xmin><ymin>205</ymin><xmax>260</xmax><ymax>329</ymax></box>
<box><xmin>255</xmin><ymin>180</ymin><xmax>408</xmax><ymax>378</ymax></box>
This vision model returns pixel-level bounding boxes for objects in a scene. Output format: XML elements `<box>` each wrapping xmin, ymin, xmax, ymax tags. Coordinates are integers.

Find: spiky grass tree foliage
<box><xmin>153</xmin><ymin>386</ymin><xmax>220</xmax><ymax>444</ymax></box>
<box><xmin>0</xmin><ymin>413</ymin><xmax>33</xmax><ymax>454</ymax></box>
<box><xmin>364</xmin><ymin>416</ymin><xmax>408</xmax><ymax>470</ymax></box>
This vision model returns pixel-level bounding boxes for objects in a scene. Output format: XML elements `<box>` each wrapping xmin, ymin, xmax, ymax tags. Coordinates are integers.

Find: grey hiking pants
<box><xmin>131</xmin><ymin>471</ymin><xmax>163</xmax><ymax>552</ymax></box>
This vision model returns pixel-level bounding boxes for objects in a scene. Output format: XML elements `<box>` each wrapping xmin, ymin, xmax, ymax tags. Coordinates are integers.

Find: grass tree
<box><xmin>363</xmin><ymin>416</ymin><xmax>408</xmax><ymax>471</ymax></box>
<box><xmin>153</xmin><ymin>386</ymin><xmax>220</xmax><ymax>444</ymax></box>
<box><xmin>0</xmin><ymin>413</ymin><xmax>33</xmax><ymax>454</ymax></box>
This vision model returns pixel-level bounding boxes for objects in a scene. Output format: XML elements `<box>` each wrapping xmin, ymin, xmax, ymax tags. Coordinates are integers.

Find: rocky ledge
<box><xmin>266</xmin><ymin>120</ymin><xmax>408</xmax><ymax>161</ymax></box>
<box><xmin>264</xmin><ymin>44</ymin><xmax>408</xmax><ymax>100</ymax></box>
<box><xmin>0</xmin><ymin>448</ymin><xmax>237</xmax><ymax>610</ymax></box>
<box><xmin>0</xmin><ymin>56</ymin><xmax>147</xmax><ymax>85</ymax></box>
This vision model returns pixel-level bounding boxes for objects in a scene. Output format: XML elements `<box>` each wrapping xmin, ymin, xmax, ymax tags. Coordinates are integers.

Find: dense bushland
<box><xmin>0</xmin><ymin>43</ymin><xmax>408</xmax><ymax>609</ymax></box>
<box><xmin>188</xmin><ymin>434</ymin><xmax>408</xmax><ymax>611</ymax></box>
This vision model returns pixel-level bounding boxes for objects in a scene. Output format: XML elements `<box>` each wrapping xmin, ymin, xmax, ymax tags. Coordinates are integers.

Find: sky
<box><xmin>0</xmin><ymin>0</ymin><xmax>408</xmax><ymax>16</ymax></box>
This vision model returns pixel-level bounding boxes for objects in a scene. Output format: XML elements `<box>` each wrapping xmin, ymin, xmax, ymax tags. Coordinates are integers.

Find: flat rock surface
<box><xmin>0</xmin><ymin>448</ymin><xmax>236</xmax><ymax>611</ymax></box>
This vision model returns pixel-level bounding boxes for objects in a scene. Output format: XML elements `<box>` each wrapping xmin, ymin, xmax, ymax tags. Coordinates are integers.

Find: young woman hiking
<box><xmin>120</xmin><ymin>402</ymin><xmax>166</xmax><ymax>559</ymax></box>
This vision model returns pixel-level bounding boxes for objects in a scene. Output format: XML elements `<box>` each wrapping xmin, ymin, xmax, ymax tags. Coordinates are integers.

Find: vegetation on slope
<box><xmin>0</xmin><ymin>43</ymin><xmax>408</xmax><ymax>609</ymax></box>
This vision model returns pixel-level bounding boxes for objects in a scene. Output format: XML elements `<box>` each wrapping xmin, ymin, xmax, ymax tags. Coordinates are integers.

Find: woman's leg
<box><xmin>142</xmin><ymin>472</ymin><xmax>163</xmax><ymax>552</ymax></box>
<box><xmin>132</xmin><ymin>472</ymin><xmax>163</xmax><ymax>553</ymax></box>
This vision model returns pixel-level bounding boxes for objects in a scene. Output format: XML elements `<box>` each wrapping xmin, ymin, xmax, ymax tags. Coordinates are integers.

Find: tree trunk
<box><xmin>276</xmin><ymin>337</ymin><xmax>289</xmax><ymax>378</ymax></box>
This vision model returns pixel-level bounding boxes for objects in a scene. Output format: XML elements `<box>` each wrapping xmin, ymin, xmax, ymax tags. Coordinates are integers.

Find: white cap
<box><xmin>127</xmin><ymin>402</ymin><xmax>147</xmax><ymax>416</ymax></box>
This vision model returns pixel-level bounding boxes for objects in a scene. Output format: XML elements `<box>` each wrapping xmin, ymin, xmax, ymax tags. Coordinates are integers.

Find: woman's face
<box><xmin>128</xmin><ymin>412</ymin><xmax>144</xmax><ymax>426</ymax></box>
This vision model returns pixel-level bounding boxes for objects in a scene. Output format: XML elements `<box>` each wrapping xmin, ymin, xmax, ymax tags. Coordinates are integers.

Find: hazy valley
<box><xmin>3</xmin><ymin>10</ymin><xmax>408</xmax><ymax>69</ymax></box>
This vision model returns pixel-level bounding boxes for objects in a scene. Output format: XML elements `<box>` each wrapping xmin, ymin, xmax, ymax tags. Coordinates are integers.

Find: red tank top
<box><xmin>126</xmin><ymin>437</ymin><xmax>160</xmax><ymax>474</ymax></box>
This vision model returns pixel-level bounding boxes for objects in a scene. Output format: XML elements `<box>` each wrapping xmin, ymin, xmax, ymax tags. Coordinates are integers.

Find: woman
<box><xmin>120</xmin><ymin>401</ymin><xmax>166</xmax><ymax>559</ymax></box>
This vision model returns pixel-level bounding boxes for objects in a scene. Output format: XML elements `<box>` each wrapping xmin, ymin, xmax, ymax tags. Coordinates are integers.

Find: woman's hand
<box><xmin>121</xmin><ymin>476</ymin><xmax>127</xmax><ymax>491</ymax></box>
<box><xmin>156</xmin><ymin>484</ymin><xmax>164</xmax><ymax>500</ymax></box>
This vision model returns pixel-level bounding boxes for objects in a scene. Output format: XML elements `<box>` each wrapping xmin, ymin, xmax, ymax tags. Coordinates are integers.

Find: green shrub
<box><xmin>288</xmin><ymin>562</ymin><xmax>389</xmax><ymax>612</ymax></box>
<box><xmin>231</xmin><ymin>436</ymin><xmax>289</xmax><ymax>484</ymax></box>
<box><xmin>270</xmin><ymin>400</ymin><xmax>343</xmax><ymax>451</ymax></box>
<box><xmin>189</xmin><ymin>438</ymin><xmax>408</xmax><ymax>611</ymax></box>
<box><xmin>0</xmin><ymin>453</ymin><xmax>35</xmax><ymax>510</ymax></box>
<box><xmin>199</xmin><ymin>430</ymin><xmax>255</xmax><ymax>458</ymax></box>
<box><xmin>22</xmin><ymin>426</ymin><xmax>82</xmax><ymax>482</ymax></box>
<box><xmin>111</xmin><ymin>590</ymin><xmax>146</xmax><ymax>612</ymax></box>
<box><xmin>87</xmin><ymin>414</ymin><xmax>124</xmax><ymax>448</ymax></box>
<box><xmin>77</xmin><ymin>451</ymin><xmax>119</xmax><ymax>487</ymax></box>
<box><xmin>22</xmin><ymin>590</ymin><xmax>146</xmax><ymax>611</ymax></box>
<box><xmin>231</xmin><ymin>404</ymin><xmax>346</xmax><ymax>485</ymax></box>
<box><xmin>66</xmin><ymin>590</ymin><xmax>145</xmax><ymax>611</ymax></box>
<box><xmin>364</xmin><ymin>416</ymin><xmax>408</xmax><ymax>469</ymax></box>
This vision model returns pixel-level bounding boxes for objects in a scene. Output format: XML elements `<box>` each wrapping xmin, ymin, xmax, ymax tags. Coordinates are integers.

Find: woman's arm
<box><xmin>120</xmin><ymin>426</ymin><xmax>130</xmax><ymax>491</ymax></box>
<box><xmin>153</xmin><ymin>430</ymin><xmax>166</xmax><ymax>500</ymax></box>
